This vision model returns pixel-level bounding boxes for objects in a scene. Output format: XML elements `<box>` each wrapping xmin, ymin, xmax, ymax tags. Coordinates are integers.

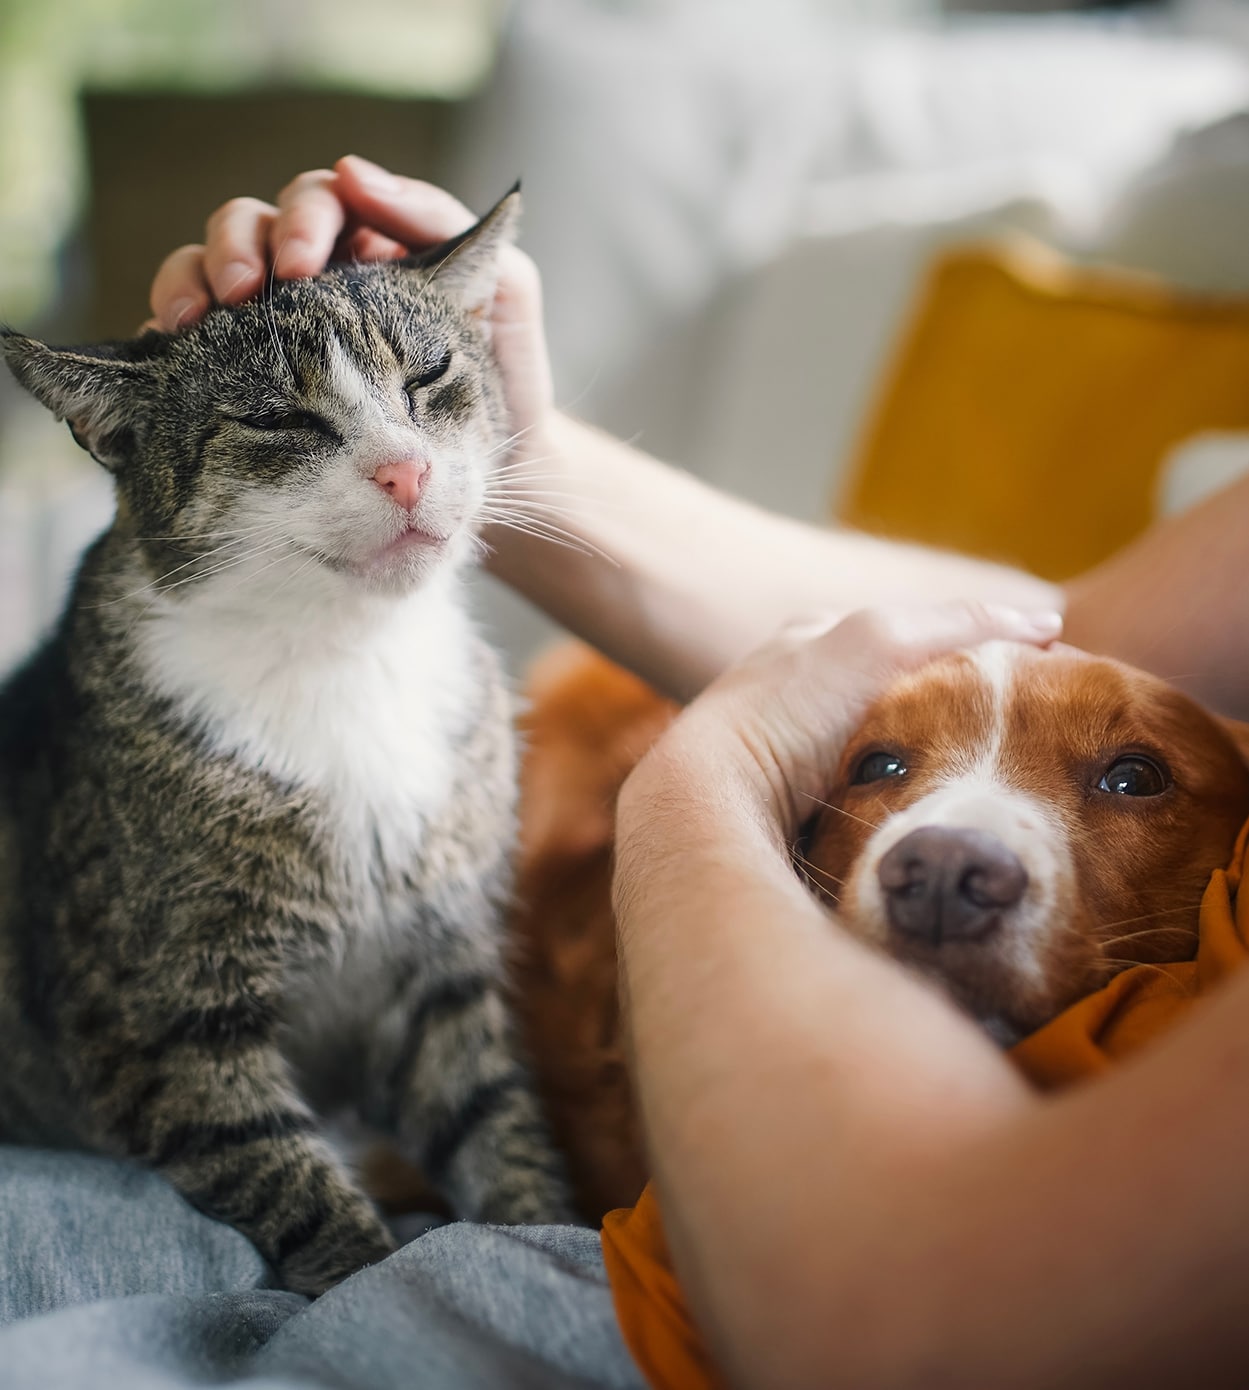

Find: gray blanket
<box><xmin>0</xmin><ymin>1148</ymin><xmax>643</xmax><ymax>1390</ymax></box>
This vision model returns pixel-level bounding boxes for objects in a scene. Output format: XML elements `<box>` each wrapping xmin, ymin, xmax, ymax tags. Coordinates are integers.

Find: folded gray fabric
<box><xmin>0</xmin><ymin>1148</ymin><xmax>643</xmax><ymax>1390</ymax></box>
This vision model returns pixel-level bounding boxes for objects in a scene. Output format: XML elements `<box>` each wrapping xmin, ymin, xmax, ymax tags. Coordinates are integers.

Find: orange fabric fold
<box><xmin>600</xmin><ymin>819</ymin><xmax>1249</xmax><ymax>1390</ymax></box>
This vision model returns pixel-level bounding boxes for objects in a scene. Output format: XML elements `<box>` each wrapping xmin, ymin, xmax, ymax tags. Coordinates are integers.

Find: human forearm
<box><xmin>1063</xmin><ymin>468</ymin><xmax>1249</xmax><ymax>718</ymax></box>
<box><xmin>149</xmin><ymin>164</ymin><xmax>1063</xmax><ymax>703</ymax></box>
<box><xmin>616</xmin><ymin>739</ymin><xmax>1249</xmax><ymax>1390</ymax></box>
<box><xmin>484</xmin><ymin>412</ymin><xmax>1060</xmax><ymax>701</ymax></box>
<box><xmin>614</xmin><ymin>745</ymin><xmax>1031</xmax><ymax>1389</ymax></box>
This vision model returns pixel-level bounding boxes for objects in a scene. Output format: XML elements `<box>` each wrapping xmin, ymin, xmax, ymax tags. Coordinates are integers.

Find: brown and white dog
<box><xmin>804</xmin><ymin>640</ymin><xmax>1249</xmax><ymax>1044</ymax></box>
<box><xmin>504</xmin><ymin>641</ymin><xmax>1249</xmax><ymax>1222</ymax></box>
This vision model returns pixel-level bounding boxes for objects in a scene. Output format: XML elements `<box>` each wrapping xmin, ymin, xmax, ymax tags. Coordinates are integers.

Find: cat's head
<box><xmin>2</xmin><ymin>187</ymin><xmax>520</xmax><ymax>599</ymax></box>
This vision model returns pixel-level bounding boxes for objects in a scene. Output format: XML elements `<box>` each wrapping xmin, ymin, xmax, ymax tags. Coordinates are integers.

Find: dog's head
<box><xmin>803</xmin><ymin>642</ymin><xmax>1249</xmax><ymax>1042</ymax></box>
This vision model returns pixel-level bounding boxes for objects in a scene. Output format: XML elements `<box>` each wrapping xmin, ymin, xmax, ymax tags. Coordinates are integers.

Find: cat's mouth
<box><xmin>384</xmin><ymin>523</ymin><xmax>450</xmax><ymax>553</ymax></box>
<box><xmin>356</xmin><ymin>521</ymin><xmax>452</xmax><ymax>578</ymax></box>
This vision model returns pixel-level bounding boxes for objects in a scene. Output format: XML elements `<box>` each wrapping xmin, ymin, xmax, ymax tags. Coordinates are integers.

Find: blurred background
<box><xmin>4</xmin><ymin>0</ymin><xmax>1249</xmax><ymax>675</ymax></box>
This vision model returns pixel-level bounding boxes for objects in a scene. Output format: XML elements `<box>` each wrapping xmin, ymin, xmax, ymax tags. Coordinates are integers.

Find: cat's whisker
<box><xmin>484</xmin><ymin>461</ymin><xmax>571</xmax><ymax>483</ymax></box>
<box><xmin>556</xmin><ymin>364</ymin><xmax>604</xmax><ymax>417</ymax></box>
<box><xmin>486</xmin><ymin>484</ymin><xmax>615</xmax><ymax>509</ymax></box>
<box><xmin>482</xmin><ymin>478</ymin><xmax>587</xmax><ymax>498</ymax></box>
<box><xmin>149</xmin><ymin>536</ymin><xmax>300</xmax><ymax>598</ymax></box>
<box><xmin>475</xmin><ymin>513</ymin><xmax>614</xmax><ymax>564</ymax></box>
<box><xmin>266</xmin><ymin>549</ymin><xmax>324</xmax><ymax>601</ymax></box>
<box><xmin>483</xmin><ymin>463</ymin><xmax>571</xmax><ymax>482</ymax></box>
<box><xmin>263</xmin><ymin>240</ymin><xmax>298</xmax><ymax>387</ymax></box>
<box><xmin>476</xmin><ymin>505</ymin><xmax>610</xmax><ymax>557</ymax></box>
<box><xmin>136</xmin><ymin>521</ymin><xmax>291</xmax><ymax>543</ymax></box>
<box><xmin>483</xmin><ymin>420</ymin><xmax>543</xmax><ymax>462</ymax></box>
<box><xmin>486</xmin><ymin>496</ymin><xmax>609</xmax><ymax>527</ymax></box>
<box><xmin>485</xmin><ymin>447</ymin><xmax>557</xmax><ymax>466</ymax></box>
<box><xmin>484</xmin><ymin>482</ymin><xmax>601</xmax><ymax>506</ymax></box>
<box><xmin>86</xmin><ymin>531</ymin><xmax>294</xmax><ymax>609</ymax></box>
<box><xmin>476</xmin><ymin>512</ymin><xmax>593</xmax><ymax>551</ymax></box>
<box><xmin>481</xmin><ymin>486</ymin><xmax>604</xmax><ymax>513</ymax></box>
<box><xmin>147</xmin><ymin>526</ymin><xmax>291</xmax><ymax>588</ymax></box>
<box><xmin>215</xmin><ymin>542</ymin><xmax>311</xmax><ymax>596</ymax></box>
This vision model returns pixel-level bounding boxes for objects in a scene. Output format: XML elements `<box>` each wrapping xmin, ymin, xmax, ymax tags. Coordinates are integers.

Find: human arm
<box><xmin>151</xmin><ymin>158</ymin><xmax>1249</xmax><ymax>710</ymax></box>
<box><xmin>613</xmin><ymin>603</ymin><xmax>1249</xmax><ymax>1390</ymax></box>
<box><xmin>1063</xmin><ymin>466</ymin><xmax>1249</xmax><ymax>718</ymax></box>
<box><xmin>148</xmin><ymin>159</ymin><xmax>1057</xmax><ymax>700</ymax></box>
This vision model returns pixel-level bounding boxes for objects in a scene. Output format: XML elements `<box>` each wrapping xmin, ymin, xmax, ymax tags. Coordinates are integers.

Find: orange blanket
<box><xmin>600</xmin><ymin>819</ymin><xmax>1249</xmax><ymax>1390</ymax></box>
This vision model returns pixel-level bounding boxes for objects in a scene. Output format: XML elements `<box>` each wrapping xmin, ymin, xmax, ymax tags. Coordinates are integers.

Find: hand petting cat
<box><xmin>150</xmin><ymin>155</ymin><xmax>554</xmax><ymax>448</ymax></box>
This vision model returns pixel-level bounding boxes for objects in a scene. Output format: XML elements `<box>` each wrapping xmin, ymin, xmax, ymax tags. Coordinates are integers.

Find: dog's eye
<box><xmin>851</xmin><ymin>751</ymin><xmax>908</xmax><ymax>785</ymax></box>
<box><xmin>407</xmin><ymin>349</ymin><xmax>453</xmax><ymax>392</ymax></box>
<box><xmin>1099</xmin><ymin>756</ymin><xmax>1168</xmax><ymax>797</ymax></box>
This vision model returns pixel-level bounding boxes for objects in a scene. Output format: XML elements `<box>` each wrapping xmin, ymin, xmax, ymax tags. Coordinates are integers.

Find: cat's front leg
<box><xmin>366</xmin><ymin>943</ymin><xmax>575</xmax><ymax>1226</ymax></box>
<box><xmin>70</xmin><ymin>971</ymin><xmax>395</xmax><ymax>1296</ymax></box>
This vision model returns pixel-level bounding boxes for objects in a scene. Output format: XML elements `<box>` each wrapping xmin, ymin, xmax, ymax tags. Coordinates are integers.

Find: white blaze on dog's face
<box><xmin>802</xmin><ymin>642</ymin><xmax>1249</xmax><ymax>1043</ymax></box>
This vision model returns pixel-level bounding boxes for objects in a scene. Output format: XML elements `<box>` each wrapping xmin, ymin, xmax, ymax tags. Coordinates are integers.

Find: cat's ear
<box><xmin>413</xmin><ymin>183</ymin><xmax>522</xmax><ymax>317</ymax></box>
<box><xmin>1</xmin><ymin>331</ymin><xmax>157</xmax><ymax>473</ymax></box>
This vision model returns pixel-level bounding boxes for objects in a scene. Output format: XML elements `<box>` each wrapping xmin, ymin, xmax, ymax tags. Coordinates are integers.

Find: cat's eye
<box><xmin>851</xmin><ymin>750</ymin><xmax>908</xmax><ymax>785</ymax></box>
<box><xmin>407</xmin><ymin>349</ymin><xmax>453</xmax><ymax>392</ymax></box>
<box><xmin>1098</xmin><ymin>755</ymin><xmax>1169</xmax><ymax>798</ymax></box>
<box><xmin>234</xmin><ymin>408</ymin><xmax>332</xmax><ymax>435</ymax></box>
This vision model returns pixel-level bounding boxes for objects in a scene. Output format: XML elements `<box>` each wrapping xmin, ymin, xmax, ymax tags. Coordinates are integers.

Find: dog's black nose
<box><xmin>877</xmin><ymin>826</ymin><xmax>1028</xmax><ymax>945</ymax></box>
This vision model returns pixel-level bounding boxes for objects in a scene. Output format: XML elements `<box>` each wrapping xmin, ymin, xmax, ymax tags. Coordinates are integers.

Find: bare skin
<box><xmin>152</xmin><ymin>161</ymin><xmax>1249</xmax><ymax>1386</ymax></box>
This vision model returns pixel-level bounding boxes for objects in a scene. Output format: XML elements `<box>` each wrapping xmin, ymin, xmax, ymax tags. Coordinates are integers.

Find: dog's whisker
<box><xmin>790</xmin><ymin>849</ymin><xmax>844</xmax><ymax>894</ymax></box>
<box><xmin>1095</xmin><ymin>904</ymin><xmax>1204</xmax><ymax>937</ymax></box>
<box><xmin>797</xmin><ymin>790</ymin><xmax>877</xmax><ymax>831</ymax></box>
<box><xmin>1094</xmin><ymin>958</ymin><xmax>1195</xmax><ymax>994</ymax></box>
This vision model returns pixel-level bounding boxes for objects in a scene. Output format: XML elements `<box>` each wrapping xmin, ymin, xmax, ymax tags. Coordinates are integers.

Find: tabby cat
<box><xmin>0</xmin><ymin>189</ymin><xmax>572</xmax><ymax>1296</ymax></box>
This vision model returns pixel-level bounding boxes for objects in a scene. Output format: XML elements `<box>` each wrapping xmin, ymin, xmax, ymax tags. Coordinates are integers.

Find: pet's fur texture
<box><xmin>504</xmin><ymin>642</ymin><xmax>1249</xmax><ymax>1221</ymax></box>
<box><xmin>0</xmin><ymin>191</ymin><xmax>571</xmax><ymax>1295</ymax></box>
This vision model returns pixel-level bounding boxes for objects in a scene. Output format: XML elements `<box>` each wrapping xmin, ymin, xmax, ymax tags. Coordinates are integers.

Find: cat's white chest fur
<box><xmin>133</xmin><ymin>557</ymin><xmax>478</xmax><ymax>879</ymax></box>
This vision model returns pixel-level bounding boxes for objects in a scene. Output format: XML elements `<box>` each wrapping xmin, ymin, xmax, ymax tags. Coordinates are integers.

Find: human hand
<box><xmin>148</xmin><ymin>155</ymin><xmax>554</xmax><ymax>444</ymax></box>
<box><xmin>621</xmin><ymin>602</ymin><xmax>1064</xmax><ymax>844</ymax></box>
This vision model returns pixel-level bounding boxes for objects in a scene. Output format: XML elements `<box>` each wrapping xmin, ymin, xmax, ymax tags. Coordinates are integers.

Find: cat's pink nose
<box><xmin>371</xmin><ymin>458</ymin><xmax>430</xmax><ymax>512</ymax></box>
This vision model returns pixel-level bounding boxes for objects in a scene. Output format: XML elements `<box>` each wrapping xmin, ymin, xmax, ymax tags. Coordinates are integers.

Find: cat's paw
<box><xmin>475</xmin><ymin>1169</ymin><xmax>579</xmax><ymax>1227</ymax></box>
<box><xmin>277</xmin><ymin>1222</ymin><xmax>398</xmax><ymax>1298</ymax></box>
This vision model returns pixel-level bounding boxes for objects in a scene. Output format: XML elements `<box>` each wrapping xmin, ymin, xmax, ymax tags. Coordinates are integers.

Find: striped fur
<box><xmin>0</xmin><ymin>191</ymin><xmax>571</xmax><ymax>1296</ymax></box>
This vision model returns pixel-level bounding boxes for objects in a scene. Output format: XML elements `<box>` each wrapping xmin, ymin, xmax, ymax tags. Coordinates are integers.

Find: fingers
<box><xmin>829</xmin><ymin>602</ymin><xmax>1063</xmax><ymax>669</ymax></box>
<box><xmin>333</xmin><ymin>155</ymin><xmax>476</xmax><ymax>247</ymax></box>
<box><xmin>150</xmin><ymin>195</ymin><xmax>276</xmax><ymax>331</ymax></box>
<box><xmin>204</xmin><ymin>196</ymin><xmax>276</xmax><ymax>303</ymax></box>
<box><xmin>271</xmin><ymin>169</ymin><xmax>347</xmax><ymax>278</ymax></box>
<box><xmin>149</xmin><ymin>244</ymin><xmax>213</xmax><ymax>331</ymax></box>
<box><xmin>148</xmin><ymin>158</ymin><xmax>522</xmax><ymax>338</ymax></box>
<box><xmin>337</xmin><ymin>227</ymin><xmax>409</xmax><ymax>263</ymax></box>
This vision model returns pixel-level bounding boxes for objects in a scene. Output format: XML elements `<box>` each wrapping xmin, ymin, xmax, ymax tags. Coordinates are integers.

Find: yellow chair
<box><xmin>837</xmin><ymin>238</ymin><xmax>1249</xmax><ymax>581</ymax></box>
